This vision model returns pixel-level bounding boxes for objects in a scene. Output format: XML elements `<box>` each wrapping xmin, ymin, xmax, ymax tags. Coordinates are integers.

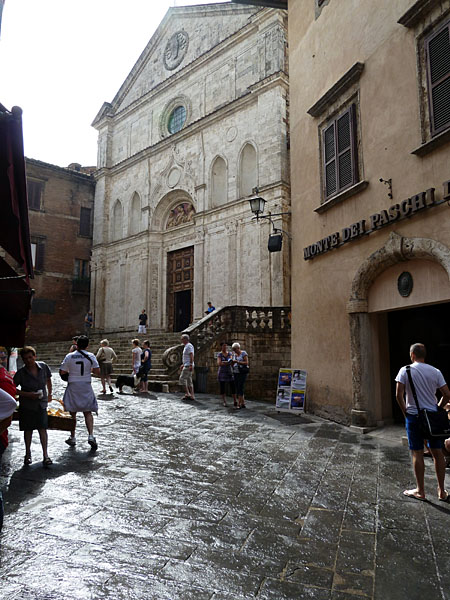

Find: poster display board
<box><xmin>276</xmin><ymin>368</ymin><xmax>307</xmax><ymax>412</ymax></box>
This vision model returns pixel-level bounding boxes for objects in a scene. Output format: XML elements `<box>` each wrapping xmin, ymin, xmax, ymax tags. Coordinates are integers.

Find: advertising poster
<box><xmin>276</xmin><ymin>368</ymin><xmax>307</xmax><ymax>412</ymax></box>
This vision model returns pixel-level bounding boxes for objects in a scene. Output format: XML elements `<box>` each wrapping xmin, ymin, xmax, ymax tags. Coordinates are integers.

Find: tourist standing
<box><xmin>217</xmin><ymin>341</ymin><xmax>237</xmax><ymax>407</ymax></box>
<box><xmin>96</xmin><ymin>339</ymin><xmax>117</xmax><ymax>394</ymax></box>
<box><xmin>139</xmin><ymin>340</ymin><xmax>152</xmax><ymax>393</ymax></box>
<box><xmin>84</xmin><ymin>311</ymin><xmax>93</xmax><ymax>337</ymax></box>
<box><xmin>60</xmin><ymin>335</ymin><xmax>100</xmax><ymax>450</ymax></box>
<box><xmin>138</xmin><ymin>309</ymin><xmax>148</xmax><ymax>333</ymax></box>
<box><xmin>395</xmin><ymin>342</ymin><xmax>450</xmax><ymax>502</ymax></box>
<box><xmin>14</xmin><ymin>346</ymin><xmax>53</xmax><ymax>466</ymax></box>
<box><xmin>231</xmin><ymin>342</ymin><xmax>249</xmax><ymax>409</ymax></box>
<box><xmin>179</xmin><ymin>334</ymin><xmax>195</xmax><ymax>401</ymax></box>
<box><xmin>131</xmin><ymin>339</ymin><xmax>142</xmax><ymax>374</ymax></box>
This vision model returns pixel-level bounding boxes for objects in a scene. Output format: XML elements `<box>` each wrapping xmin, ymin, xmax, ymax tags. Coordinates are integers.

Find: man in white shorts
<box><xmin>179</xmin><ymin>334</ymin><xmax>195</xmax><ymax>401</ymax></box>
<box><xmin>60</xmin><ymin>335</ymin><xmax>100</xmax><ymax>450</ymax></box>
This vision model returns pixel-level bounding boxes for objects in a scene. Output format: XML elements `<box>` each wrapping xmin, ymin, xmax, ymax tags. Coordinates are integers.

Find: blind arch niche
<box><xmin>211</xmin><ymin>156</ymin><xmax>228</xmax><ymax>207</ymax></box>
<box><xmin>239</xmin><ymin>143</ymin><xmax>258</xmax><ymax>198</ymax></box>
<box><xmin>112</xmin><ymin>200</ymin><xmax>123</xmax><ymax>241</ymax></box>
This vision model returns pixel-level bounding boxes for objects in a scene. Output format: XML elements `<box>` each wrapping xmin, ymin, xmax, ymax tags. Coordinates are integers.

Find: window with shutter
<box><xmin>31</xmin><ymin>238</ymin><xmax>45</xmax><ymax>271</ymax></box>
<box><xmin>426</xmin><ymin>20</ymin><xmax>450</xmax><ymax>136</ymax></box>
<box><xmin>27</xmin><ymin>180</ymin><xmax>43</xmax><ymax>211</ymax></box>
<box><xmin>79</xmin><ymin>207</ymin><xmax>92</xmax><ymax>237</ymax></box>
<box><xmin>322</xmin><ymin>105</ymin><xmax>358</xmax><ymax>200</ymax></box>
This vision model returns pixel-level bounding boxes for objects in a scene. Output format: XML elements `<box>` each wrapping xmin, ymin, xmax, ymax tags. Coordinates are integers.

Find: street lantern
<box><xmin>248</xmin><ymin>196</ymin><xmax>266</xmax><ymax>219</ymax></box>
<box><xmin>248</xmin><ymin>195</ymin><xmax>291</xmax><ymax>253</ymax></box>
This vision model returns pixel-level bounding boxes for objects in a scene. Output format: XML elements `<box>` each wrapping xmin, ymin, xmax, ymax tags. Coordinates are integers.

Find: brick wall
<box><xmin>24</xmin><ymin>158</ymin><xmax>95</xmax><ymax>343</ymax></box>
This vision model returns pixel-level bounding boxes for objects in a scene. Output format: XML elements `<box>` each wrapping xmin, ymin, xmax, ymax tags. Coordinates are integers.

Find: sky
<box><xmin>0</xmin><ymin>0</ymin><xmax>229</xmax><ymax>168</ymax></box>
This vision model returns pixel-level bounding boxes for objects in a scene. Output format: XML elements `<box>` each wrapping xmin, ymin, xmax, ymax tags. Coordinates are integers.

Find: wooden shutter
<box><xmin>79</xmin><ymin>207</ymin><xmax>92</xmax><ymax>237</ymax></box>
<box><xmin>323</xmin><ymin>104</ymin><xmax>357</xmax><ymax>199</ymax></box>
<box><xmin>27</xmin><ymin>180</ymin><xmax>42</xmax><ymax>210</ymax></box>
<box><xmin>34</xmin><ymin>239</ymin><xmax>45</xmax><ymax>271</ymax></box>
<box><xmin>426</xmin><ymin>21</ymin><xmax>450</xmax><ymax>136</ymax></box>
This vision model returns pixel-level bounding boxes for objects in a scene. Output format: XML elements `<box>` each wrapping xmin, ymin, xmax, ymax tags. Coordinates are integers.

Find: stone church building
<box><xmin>91</xmin><ymin>3</ymin><xmax>289</xmax><ymax>332</ymax></box>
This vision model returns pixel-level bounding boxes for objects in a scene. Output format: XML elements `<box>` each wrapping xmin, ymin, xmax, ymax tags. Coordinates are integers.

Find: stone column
<box><xmin>226</xmin><ymin>220</ymin><xmax>238</xmax><ymax>305</ymax></box>
<box><xmin>348</xmin><ymin>299</ymin><xmax>376</xmax><ymax>428</ymax></box>
<box><xmin>193</xmin><ymin>227</ymin><xmax>206</xmax><ymax>321</ymax></box>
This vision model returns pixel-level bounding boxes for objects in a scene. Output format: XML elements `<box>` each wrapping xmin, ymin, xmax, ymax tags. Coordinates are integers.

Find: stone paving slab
<box><xmin>1</xmin><ymin>373</ymin><xmax>450</xmax><ymax>599</ymax></box>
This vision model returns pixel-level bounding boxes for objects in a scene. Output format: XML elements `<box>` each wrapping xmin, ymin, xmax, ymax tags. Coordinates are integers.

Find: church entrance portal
<box><xmin>387</xmin><ymin>302</ymin><xmax>450</xmax><ymax>423</ymax></box>
<box><xmin>167</xmin><ymin>247</ymin><xmax>194</xmax><ymax>332</ymax></box>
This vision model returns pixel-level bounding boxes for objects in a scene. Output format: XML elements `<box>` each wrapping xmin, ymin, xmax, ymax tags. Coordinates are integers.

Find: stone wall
<box><xmin>197</xmin><ymin>330</ymin><xmax>291</xmax><ymax>402</ymax></box>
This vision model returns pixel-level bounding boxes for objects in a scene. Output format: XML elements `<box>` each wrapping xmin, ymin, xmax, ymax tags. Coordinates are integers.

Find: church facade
<box><xmin>91</xmin><ymin>3</ymin><xmax>289</xmax><ymax>332</ymax></box>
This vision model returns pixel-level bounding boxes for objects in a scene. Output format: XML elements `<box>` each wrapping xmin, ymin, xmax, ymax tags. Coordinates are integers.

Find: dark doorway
<box><xmin>388</xmin><ymin>302</ymin><xmax>450</xmax><ymax>423</ymax></box>
<box><xmin>166</xmin><ymin>246</ymin><xmax>194</xmax><ymax>331</ymax></box>
<box><xmin>175</xmin><ymin>290</ymin><xmax>192</xmax><ymax>332</ymax></box>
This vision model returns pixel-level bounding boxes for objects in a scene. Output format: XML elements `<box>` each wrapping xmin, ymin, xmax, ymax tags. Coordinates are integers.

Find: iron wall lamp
<box><xmin>248</xmin><ymin>194</ymin><xmax>291</xmax><ymax>252</ymax></box>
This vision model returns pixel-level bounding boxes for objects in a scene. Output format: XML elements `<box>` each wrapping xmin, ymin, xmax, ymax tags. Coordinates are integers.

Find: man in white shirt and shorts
<box><xmin>60</xmin><ymin>335</ymin><xmax>100</xmax><ymax>450</ymax></box>
<box><xmin>179</xmin><ymin>334</ymin><xmax>195</xmax><ymax>401</ymax></box>
<box><xmin>396</xmin><ymin>342</ymin><xmax>450</xmax><ymax>502</ymax></box>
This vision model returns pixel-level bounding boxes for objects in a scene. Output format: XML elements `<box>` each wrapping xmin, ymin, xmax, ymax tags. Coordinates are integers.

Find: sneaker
<box><xmin>65</xmin><ymin>436</ymin><xmax>76</xmax><ymax>447</ymax></box>
<box><xmin>88</xmin><ymin>435</ymin><xmax>98</xmax><ymax>450</ymax></box>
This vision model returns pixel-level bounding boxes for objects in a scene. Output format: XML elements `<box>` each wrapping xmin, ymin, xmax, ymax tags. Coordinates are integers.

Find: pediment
<box><xmin>94</xmin><ymin>3</ymin><xmax>260</xmax><ymax>123</ymax></box>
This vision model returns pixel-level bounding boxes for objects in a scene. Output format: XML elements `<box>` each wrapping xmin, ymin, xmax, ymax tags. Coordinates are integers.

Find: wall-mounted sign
<box><xmin>303</xmin><ymin>179</ymin><xmax>450</xmax><ymax>260</ymax></box>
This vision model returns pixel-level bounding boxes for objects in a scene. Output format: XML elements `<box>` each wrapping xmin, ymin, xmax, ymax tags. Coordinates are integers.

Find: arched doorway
<box><xmin>348</xmin><ymin>232</ymin><xmax>450</xmax><ymax>428</ymax></box>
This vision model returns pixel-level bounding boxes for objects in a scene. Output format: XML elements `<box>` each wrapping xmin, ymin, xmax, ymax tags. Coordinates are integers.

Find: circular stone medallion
<box><xmin>164</xmin><ymin>31</ymin><xmax>189</xmax><ymax>71</ymax></box>
<box><xmin>398</xmin><ymin>271</ymin><xmax>413</xmax><ymax>297</ymax></box>
<box><xmin>167</xmin><ymin>167</ymin><xmax>181</xmax><ymax>189</ymax></box>
<box><xmin>226</xmin><ymin>126</ymin><xmax>238</xmax><ymax>142</ymax></box>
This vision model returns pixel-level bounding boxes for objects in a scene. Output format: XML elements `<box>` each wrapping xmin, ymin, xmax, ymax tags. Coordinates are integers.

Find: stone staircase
<box><xmin>32</xmin><ymin>329</ymin><xmax>182</xmax><ymax>391</ymax></box>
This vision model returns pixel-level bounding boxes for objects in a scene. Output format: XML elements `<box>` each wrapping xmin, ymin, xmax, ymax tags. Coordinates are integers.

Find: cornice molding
<box><xmin>307</xmin><ymin>62</ymin><xmax>364</xmax><ymax>118</ymax></box>
<box><xmin>397</xmin><ymin>0</ymin><xmax>441</xmax><ymax>28</ymax></box>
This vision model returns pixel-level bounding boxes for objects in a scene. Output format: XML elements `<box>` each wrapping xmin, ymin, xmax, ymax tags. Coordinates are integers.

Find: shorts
<box><xmin>405</xmin><ymin>413</ymin><xmax>444</xmax><ymax>450</ymax></box>
<box><xmin>179</xmin><ymin>366</ymin><xmax>193</xmax><ymax>387</ymax></box>
<box><xmin>138</xmin><ymin>325</ymin><xmax>146</xmax><ymax>333</ymax></box>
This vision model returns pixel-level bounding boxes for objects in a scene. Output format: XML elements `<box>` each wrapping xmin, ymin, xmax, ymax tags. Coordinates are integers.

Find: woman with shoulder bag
<box><xmin>231</xmin><ymin>342</ymin><xmax>249</xmax><ymax>409</ymax></box>
<box><xmin>217</xmin><ymin>342</ymin><xmax>237</xmax><ymax>407</ymax></box>
<box><xmin>96</xmin><ymin>339</ymin><xmax>117</xmax><ymax>394</ymax></box>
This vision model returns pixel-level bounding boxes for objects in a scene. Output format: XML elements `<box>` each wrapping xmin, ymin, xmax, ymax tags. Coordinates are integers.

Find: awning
<box><xmin>0</xmin><ymin>104</ymin><xmax>33</xmax><ymax>347</ymax></box>
<box><xmin>0</xmin><ymin>257</ymin><xmax>33</xmax><ymax>346</ymax></box>
<box><xmin>0</xmin><ymin>105</ymin><xmax>33</xmax><ymax>277</ymax></box>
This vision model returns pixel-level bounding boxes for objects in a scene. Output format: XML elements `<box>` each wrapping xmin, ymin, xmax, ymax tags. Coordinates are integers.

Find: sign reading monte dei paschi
<box><xmin>303</xmin><ymin>181</ymin><xmax>450</xmax><ymax>260</ymax></box>
<box><xmin>91</xmin><ymin>3</ymin><xmax>290</xmax><ymax>332</ymax></box>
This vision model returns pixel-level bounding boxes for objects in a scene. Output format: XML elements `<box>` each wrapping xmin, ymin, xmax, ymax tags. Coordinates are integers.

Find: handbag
<box><xmin>406</xmin><ymin>365</ymin><xmax>450</xmax><ymax>438</ymax></box>
<box><xmin>238</xmin><ymin>363</ymin><xmax>250</xmax><ymax>375</ymax></box>
<box><xmin>97</xmin><ymin>348</ymin><xmax>106</xmax><ymax>363</ymax></box>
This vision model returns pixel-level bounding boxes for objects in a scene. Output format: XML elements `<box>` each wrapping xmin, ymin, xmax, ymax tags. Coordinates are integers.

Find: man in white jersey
<box><xmin>396</xmin><ymin>342</ymin><xmax>450</xmax><ymax>502</ymax></box>
<box><xmin>179</xmin><ymin>334</ymin><xmax>195</xmax><ymax>401</ymax></box>
<box><xmin>60</xmin><ymin>335</ymin><xmax>100</xmax><ymax>450</ymax></box>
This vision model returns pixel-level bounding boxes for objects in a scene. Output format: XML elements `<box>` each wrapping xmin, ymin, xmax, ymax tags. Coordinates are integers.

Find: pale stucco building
<box><xmin>286</xmin><ymin>0</ymin><xmax>450</xmax><ymax>427</ymax></box>
<box><xmin>91</xmin><ymin>3</ymin><xmax>289</xmax><ymax>333</ymax></box>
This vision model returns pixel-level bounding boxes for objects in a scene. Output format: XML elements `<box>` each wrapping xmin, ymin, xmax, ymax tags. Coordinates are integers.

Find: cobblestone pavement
<box><xmin>1</xmin><ymin>373</ymin><xmax>450</xmax><ymax>600</ymax></box>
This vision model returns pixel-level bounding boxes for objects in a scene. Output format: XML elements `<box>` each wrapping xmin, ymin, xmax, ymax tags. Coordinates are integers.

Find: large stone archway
<box><xmin>347</xmin><ymin>232</ymin><xmax>450</xmax><ymax>428</ymax></box>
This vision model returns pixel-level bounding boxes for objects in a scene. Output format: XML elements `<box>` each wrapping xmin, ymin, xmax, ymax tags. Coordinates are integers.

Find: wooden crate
<box><xmin>11</xmin><ymin>411</ymin><xmax>76</xmax><ymax>431</ymax></box>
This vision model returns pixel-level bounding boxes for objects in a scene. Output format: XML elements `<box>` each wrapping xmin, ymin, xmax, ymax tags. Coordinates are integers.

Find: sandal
<box><xmin>43</xmin><ymin>457</ymin><xmax>53</xmax><ymax>466</ymax></box>
<box><xmin>439</xmin><ymin>490</ymin><xmax>450</xmax><ymax>503</ymax></box>
<box><xmin>24</xmin><ymin>455</ymin><xmax>32</xmax><ymax>465</ymax></box>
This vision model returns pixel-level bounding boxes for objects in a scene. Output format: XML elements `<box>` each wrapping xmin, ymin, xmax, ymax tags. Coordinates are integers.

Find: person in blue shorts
<box><xmin>396</xmin><ymin>342</ymin><xmax>450</xmax><ymax>502</ymax></box>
